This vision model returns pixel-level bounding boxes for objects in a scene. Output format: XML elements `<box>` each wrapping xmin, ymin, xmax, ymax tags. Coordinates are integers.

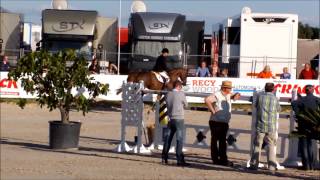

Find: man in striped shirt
<box><xmin>249</xmin><ymin>82</ymin><xmax>281</xmax><ymax>171</ymax></box>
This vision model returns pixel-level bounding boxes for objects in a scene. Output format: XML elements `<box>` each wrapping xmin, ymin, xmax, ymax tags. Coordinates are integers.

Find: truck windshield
<box><xmin>134</xmin><ymin>41</ymin><xmax>182</xmax><ymax>58</ymax></box>
<box><xmin>46</xmin><ymin>41</ymin><xmax>92</xmax><ymax>60</ymax></box>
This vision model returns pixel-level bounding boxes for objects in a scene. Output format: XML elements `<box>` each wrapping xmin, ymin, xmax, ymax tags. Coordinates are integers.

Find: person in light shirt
<box><xmin>205</xmin><ymin>81</ymin><xmax>241</xmax><ymax>167</ymax></box>
<box><xmin>196</xmin><ymin>61</ymin><xmax>211</xmax><ymax>77</ymax></box>
<box><xmin>280</xmin><ymin>67</ymin><xmax>291</xmax><ymax>79</ymax></box>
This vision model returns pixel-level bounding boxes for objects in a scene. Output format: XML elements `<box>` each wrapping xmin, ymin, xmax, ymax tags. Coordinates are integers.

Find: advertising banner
<box><xmin>1</xmin><ymin>72</ymin><xmax>319</xmax><ymax>104</ymax></box>
<box><xmin>185</xmin><ymin>77</ymin><xmax>320</xmax><ymax>103</ymax></box>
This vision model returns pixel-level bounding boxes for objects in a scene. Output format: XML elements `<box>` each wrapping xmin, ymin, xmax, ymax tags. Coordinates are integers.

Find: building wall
<box><xmin>297</xmin><ymin>39</ymin><xmax>320</xmax><ymax>75</ymax></box>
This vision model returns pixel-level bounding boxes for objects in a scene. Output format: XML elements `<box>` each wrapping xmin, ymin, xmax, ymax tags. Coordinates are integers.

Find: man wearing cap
<box><xmin>205</xmin><ymin>80</ymin><xmax>240</xmax><ymax>166</ymax></box>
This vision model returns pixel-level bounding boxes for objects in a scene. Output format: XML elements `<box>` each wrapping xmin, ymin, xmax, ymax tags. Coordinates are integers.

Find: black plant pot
<box><xmin>49</xmin><ymin>121</ymin><xmax>81</xmax><ymax>149</ymax></box>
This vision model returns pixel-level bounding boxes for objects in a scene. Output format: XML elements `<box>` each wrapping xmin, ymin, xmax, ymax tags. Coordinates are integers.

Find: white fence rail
<box><xmin>116</xmin><ymin>82</ymin><xmax>319</xmax><ymax>168</ymax></box>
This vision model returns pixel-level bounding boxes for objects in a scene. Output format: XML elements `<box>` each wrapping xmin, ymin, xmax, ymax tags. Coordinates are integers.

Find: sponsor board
<box><xmin>1</xmin><ymin>72</ymin><xmax>319</xmax><ymax>104</ymax></box>
<box><xmin>185</xmin><ymin>77</ymin><xmax>320</xmax><ymax>104</ymax></box>
<box><xmin>0</xmin><ymin>72</ymin><xmax>127</xmax><ymax>100</ymax></box>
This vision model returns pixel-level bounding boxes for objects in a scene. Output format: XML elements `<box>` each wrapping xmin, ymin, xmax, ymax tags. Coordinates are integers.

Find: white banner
<box><xmin>184</xmin><ymin>77</ymin><xmax>320</xmax><ymax>103</ymax></box>
<box><xmin>0</xmin><ymin>72</ymin><xmax>127</xmax><ymax>100</ymax></box>
<box><xmin>1</xmin><ymin>72</ymin><xmax>319</xmax><ymax>104</ymax></box>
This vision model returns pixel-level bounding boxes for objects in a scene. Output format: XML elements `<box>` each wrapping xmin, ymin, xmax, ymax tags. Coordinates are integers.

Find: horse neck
<box><xmin>169</xmin><ymin>71</ymin><xmax>180</xmax><ymax>80</ymax></box>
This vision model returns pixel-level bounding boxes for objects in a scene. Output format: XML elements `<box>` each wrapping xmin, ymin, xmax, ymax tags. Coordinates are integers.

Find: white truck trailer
<box><xmin>212</xmin><ymin>7</ymin><xmax>298</xmax><ymax>78</ymax></box>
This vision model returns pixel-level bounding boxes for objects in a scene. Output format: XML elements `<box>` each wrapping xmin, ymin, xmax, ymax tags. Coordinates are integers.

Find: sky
<box><xmin>1</xmin><ymin>0</ymin><xmax>319</xmax><ymax>33</ymax></box>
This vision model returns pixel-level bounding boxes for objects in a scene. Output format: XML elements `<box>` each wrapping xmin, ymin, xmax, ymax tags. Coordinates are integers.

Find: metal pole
<box><xmin>318</xmin><ymin>55</ymin><xmax>320</xmax><ymax>80</ymax></box>
<box><xmin>117</xmin><ymin>0</ymin><xmax>122</xmax><ymax>75</ymax></box>
<box><xmin>154</xmin><ymin>101</ymin><xmax>161</xmax><ymax>149</ymax></box>
<box><xmin>246</xmin><ymin>89</ymin><xmax>258</xmax><ymax>168</ymax></box>
<box><xmin>283</xmin><ymin>89</ymin><xmax>302</xmax><ymax>166</ymax></box>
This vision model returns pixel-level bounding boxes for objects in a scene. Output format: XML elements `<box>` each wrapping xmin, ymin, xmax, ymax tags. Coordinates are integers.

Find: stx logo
<box><xmin>52</xmin><ymin>20</ymin><xmax>85</xmax><ymax>32</ymax></box>
<box><xmin>149</xmin><ymin>22</ymin><xmax>169</xmax><ymax>29</ymax></box>
<box><xmin>0</xmin><ymin>78</ymin><xmax>18</xmax><ymax>89</ymax></box>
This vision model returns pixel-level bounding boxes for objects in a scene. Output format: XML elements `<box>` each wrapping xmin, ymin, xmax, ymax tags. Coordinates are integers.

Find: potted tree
<box><xmin>8</xmin><ymin>49</ymin><xmax>108</xmax><ymax>149</ymax></box>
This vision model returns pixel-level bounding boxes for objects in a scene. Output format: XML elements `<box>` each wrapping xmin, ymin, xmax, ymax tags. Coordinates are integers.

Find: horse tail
<box><xmin>116</xmin><ymin>87</ymin><xmax>123</xmax><ymax>95</ymax></box>
<box><xmin>127</xmin><ymin>72</ymin><xmax>138</xmax><ymax>83</ymax></box>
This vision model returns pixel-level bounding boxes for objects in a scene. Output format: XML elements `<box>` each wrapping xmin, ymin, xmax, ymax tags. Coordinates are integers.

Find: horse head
<box><xmin>169</xmin><ymin>68</ymin><xmax>188</xmax><ymax>86</ymax></box>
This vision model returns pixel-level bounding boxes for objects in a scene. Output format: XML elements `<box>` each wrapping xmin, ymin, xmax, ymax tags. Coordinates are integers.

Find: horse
<box><xmin>127</xmin><ymin>68</ymin><xmax>188</xmax><ymax>91</ymax></box>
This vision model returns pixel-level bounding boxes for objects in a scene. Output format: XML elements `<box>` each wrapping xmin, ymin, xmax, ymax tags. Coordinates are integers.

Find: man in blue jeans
<box><xmin>162</xmin><ymin>80</ymin><xmax>189</xmax><ymax>166</ymax></box>
<box><xmin>292</xmin><ymin>85</ymin><xmax>320</xmax><ymax>170</ymax></box>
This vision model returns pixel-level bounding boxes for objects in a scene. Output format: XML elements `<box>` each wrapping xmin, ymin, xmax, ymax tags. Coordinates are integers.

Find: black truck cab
<box><xmin>128</xmin><ymin>12</ymin><xmax>186</xmax><ymax>72</ymax></box>
<box><xmin>41</xmin><ymin>9</ymin><xmax>98</xmax><ymax>60</ymax></box>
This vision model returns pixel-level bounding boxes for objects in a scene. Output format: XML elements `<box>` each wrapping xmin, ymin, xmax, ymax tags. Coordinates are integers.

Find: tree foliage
<box><xmin>8</xmin><ymin>49</ymin><xmax>109</xmax><ymax>124</ymax></box>
<box><xmin>298</xmin><ymin>22</ymin><xmax>320</xmax><ymax>39</ymax></box>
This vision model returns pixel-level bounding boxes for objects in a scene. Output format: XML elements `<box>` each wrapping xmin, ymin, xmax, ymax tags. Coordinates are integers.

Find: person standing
<box><xmin>249</xmin><ymin>83</ymin><xmax>281</xmax><ymax>171</ymax></box>
<box><xmin>162</xmin><ymin>80</ymin><xmax>189</xmax><ymax>166</ymax></box>
<box><xmin>292</xmin><ymin>85</ymin><xmax>320</xmax><ymax>170</ymax></box>
<box><xmin>205</xmin><ymin>81</ymin><xmax>240</xmax><ymax>166</ymax></box>
<box><xmin>196</xmin><ymin>61</ymin><xmax>211</xmax><ymax>77</ymax></box>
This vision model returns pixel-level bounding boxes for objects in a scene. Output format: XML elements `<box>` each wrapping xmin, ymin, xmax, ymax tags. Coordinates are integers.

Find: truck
<box><xmin>127</xmin><ymin>12</ymin><xmax>204</xmax><ymax>72</ymax></box>
<box><xmin>0</xmin><ymin>9</ymin><xmax>23</xmax><ymax>66</ymax></box>
<box><xmin>23</xmin><ymin>22</ymin><xmax>42</xmax><ymax>51</ymax></box>
<box><xmin>212</xmin><ymin>7</ymin><xmax>298</xmax><ymax>78</ymax></box>
<box><xmin>41</xmin><ymin>9</ymin><xmax>118</xmax><ymax>69</ymax></box>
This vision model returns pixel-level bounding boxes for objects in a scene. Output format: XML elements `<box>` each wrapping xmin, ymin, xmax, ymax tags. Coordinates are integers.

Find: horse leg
<box><xmin>166</xmin><ymin>82</ymin><xmax>173</xmax><ymax>91</ymax></box>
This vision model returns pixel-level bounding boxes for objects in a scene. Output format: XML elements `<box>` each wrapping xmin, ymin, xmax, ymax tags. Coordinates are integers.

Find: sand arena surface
<box><xmin>1</xmin><ymin>102</ymin><xmax>319</xmax><ymax>180</ymax></box>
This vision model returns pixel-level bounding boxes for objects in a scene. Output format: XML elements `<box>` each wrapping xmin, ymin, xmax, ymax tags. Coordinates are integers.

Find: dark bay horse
<box><xmin>127</xmin><ymin>68</ymin><xmax>188</xmax><ymax>91</ymax></box>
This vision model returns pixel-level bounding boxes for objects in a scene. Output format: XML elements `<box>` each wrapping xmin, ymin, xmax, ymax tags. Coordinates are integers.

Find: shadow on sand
<box><xmin>1</xmin><ymin>137</ymin><xmax>318</xmax><ymax>180</ymax></box>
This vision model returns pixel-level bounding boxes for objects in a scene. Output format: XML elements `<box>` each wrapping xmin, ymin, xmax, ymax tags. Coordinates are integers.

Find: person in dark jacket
<box><xmin>1</xmin><ymin>56</ymin><xmax>10</xmax><ymax>71</ymax></box>
<box><xmin>89</xmin><ymin>58</ymin><xmax>100</xmax><ymax>74</ymax></box>
<box><xmin>291</xmin><ymin>85</ymin><xmax>320</xmax><ymax>170</ymax></box>
<box><xmin>153</xmin><ymin>48</ymin><xmax>169</xmax><ymax>72</ymax></box>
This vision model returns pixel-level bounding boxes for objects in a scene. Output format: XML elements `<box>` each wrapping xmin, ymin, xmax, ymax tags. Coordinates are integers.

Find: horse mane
<box><xmin>168</xmin><ymin>67</ymin><xmax>188</xmax><ymax>75</ymax></box>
